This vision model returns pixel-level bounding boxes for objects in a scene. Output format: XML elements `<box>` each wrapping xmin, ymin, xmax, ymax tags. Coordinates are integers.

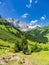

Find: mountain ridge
<box><xmin>26</xmin><ymin>24</ymin><xmax>49</xmax><ymax>43</ymax></box>
<box><xmin>6</xmin><ymin>18</ymin><xmax>28</xmax><ymax>31</ymax></box>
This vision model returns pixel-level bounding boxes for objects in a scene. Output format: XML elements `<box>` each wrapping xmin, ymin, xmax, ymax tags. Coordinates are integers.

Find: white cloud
<box><xmin>34</xmin><ymin>0</ymin><xmax>38</xmax><ymax>4</ymax></box>
<box><xmin>41</xmin><ymin>16</ymin><xmax>45</xmax><ymax>20</ymax></box>
<box><xmin>30</xmin><ymin>20</ymin><xmax>38</xmax><ymax>26</ymax></box>
<box><xmin>26</xmin><ymin>0</ymin><xmax>32</xmax><ymax>8</ymax></box>
<box><xmin>29</xmin><ymin>24</ymin><xmax>41</xmax><ymax>29</ymax></box>
<box><xmin>21</xmin><ymin>13</ymin><xmax>29</xmax><ymax>18</ymax></box>
<box><xmin>26</xmin><ymin>4</ymin><xmax>31</xmax><ymax>8</ymax></box>
<box><xmin>30</xmin><ymin>0</ymin><xmax>32</xmax><ymax>4</ymax></box>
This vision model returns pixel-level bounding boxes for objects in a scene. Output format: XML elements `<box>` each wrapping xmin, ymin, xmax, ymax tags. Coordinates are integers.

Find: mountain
<box><xmin>0</xmin><ymin>17</ymin><xmax>31</xmax><ymax>54</ymax></box>
<box><xmin>1</xmin><ymin>17</ymin><xmax>49</xmax><ymax>44</ymax></box>
<box><xmin>6</xmin><ymin>18</ymin><xmax>41</xmax><ymax>31</ymax></box>
<box><xmin>26</xmin><ymin>25</ymin><xmax>49</xmax><ymax>43</ymax></box>
<box><xmin>7</xmin><ymin>18</ymin><xmax>28</xmax><ymax>31</ymax></box>
<box><xmin>0</xmin><ymin>17</ymin><xmax>26</xmax><ymax>52</ymax></box>
<box><xmin>0</xmin><ymin>18</ymin><xmax>24</xmax><ymax>43</ymax></box>
<box><xmin>0</xmin><ymin>17</ymin><xmax>49</xmax><ymax>53</ymax></box>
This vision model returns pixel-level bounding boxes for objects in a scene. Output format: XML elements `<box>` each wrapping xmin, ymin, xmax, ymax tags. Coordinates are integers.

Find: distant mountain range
<box><xmin>7</xmin><ymin>18</ymin><xmax>41</xmax><ymax>31</ymax></box>
<box><xmin>7</xmin><ymin>18</ymin><xmax>28</xmax><ymax>31</ymax></box>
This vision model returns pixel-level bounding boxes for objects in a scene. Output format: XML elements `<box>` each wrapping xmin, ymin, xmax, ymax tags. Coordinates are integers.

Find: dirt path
<box><xmin>0</xmin><ymin>52</ymin><xmax>32</xmax><ymax>65</ymax></box>
<box><xmin>23</xmin><ymin>58</ymin><xmax>32</xmax><ymax>65</ymax></box>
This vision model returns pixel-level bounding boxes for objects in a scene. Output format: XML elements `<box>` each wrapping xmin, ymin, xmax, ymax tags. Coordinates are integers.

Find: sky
<box><xmin>0</xmin><ymin>0</ymin><xmax>49</xmax><ymax>26</ymax></box>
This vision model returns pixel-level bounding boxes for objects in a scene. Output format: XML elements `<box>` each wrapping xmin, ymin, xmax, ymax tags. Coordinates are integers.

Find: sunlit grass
<box><xmin>9</xmin><ymin>51</ymin><xmax>49</xmax><ymax>65</ymax></box>
<box><xmin>28</xmin><ymin>51</ymin><xmax>49</xmax><ymax>65</ymax></box>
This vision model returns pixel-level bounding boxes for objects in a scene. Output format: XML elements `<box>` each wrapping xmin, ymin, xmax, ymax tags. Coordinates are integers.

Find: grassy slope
<box><xmin>0</xmin><ymin>18</ymin><xmax>23</xmax><ymax>42</ymax></box>
<box><xmin>0</xmin><ymin>51</ymin><xmax>49</xmax><ymax>65</ymax></box>
<box><xmin>27</xmin><ymin>25</ymin><xmax>49</xmax><ymax>43</ymax></box>
<box><xmin>27</xmin><ymin>25</ymin><xmax>49</xmax><ymax>53</ymax></box>
<box><xmin>0</xmin><ymin>18</ymin><xmax>23</xmax><ymax>54</ymax></box>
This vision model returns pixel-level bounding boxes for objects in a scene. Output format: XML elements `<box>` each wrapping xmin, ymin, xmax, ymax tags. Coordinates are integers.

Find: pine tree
<box><xmin>21</xmin><ymin>34</ymin><xmax>29</xmax><ymax>54</ymax></box>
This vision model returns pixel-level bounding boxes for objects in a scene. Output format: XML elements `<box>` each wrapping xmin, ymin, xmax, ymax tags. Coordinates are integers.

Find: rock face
<box><xmin>6</xmin><ymin>18</ymin><xmax>28</xmax><ymax>31</ymax></box>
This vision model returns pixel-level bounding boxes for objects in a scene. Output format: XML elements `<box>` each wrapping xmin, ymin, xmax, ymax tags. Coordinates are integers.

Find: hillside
<box><xmin>7</xmin><ymin>18</ymin><xmax>28</xmax><ymax>31</ymax></box>
<box><xmin>0</xmin><ymin>17</ymin><xmax>32</xmax><ymax>55</ymax></box>
<box><xmin>0</xmin><ymin>18</ymin><xmax>23</xmax><ymax>43</ymax></box>
<box><xmin>0</xmin><ymin>17</ymin><xmax>26</xmax><ymax>53</ymax></box>
<box><xmin>26</xmin><ymin>25</ymin><xmax>49</xmax><ymax>43</ymax></box>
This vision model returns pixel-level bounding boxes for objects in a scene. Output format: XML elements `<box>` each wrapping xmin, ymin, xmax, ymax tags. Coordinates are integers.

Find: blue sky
<box><xmin>0</xmin><ymin>0</ymin><xmax>49</xmax><ymax>26</ymax></box>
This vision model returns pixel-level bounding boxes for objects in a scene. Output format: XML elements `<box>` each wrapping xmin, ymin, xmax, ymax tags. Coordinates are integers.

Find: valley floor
<box><xmin>0</xmin><ymin>50</ymin><xmax>49</xmax><ymax>65</ymax></box>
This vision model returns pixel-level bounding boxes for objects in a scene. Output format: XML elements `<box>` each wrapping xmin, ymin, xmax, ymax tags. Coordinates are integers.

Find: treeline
<box><xmin>14</xmin><ymin>34</ymin><xmax>31</xmax><ymax>55</ymax></box>
<box><xmin>26</xmin><ymin>28</ymin><xmax>48</xmax><ymax>43</ymax></box>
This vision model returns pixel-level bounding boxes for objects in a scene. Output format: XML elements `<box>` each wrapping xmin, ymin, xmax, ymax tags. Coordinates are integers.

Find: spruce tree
<box><xmin>21</xmin><ymin>34</ymin><xmax>30</xmax><ymax>54</ymax></box>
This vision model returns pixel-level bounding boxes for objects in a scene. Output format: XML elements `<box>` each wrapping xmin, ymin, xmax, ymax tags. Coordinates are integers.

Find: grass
<box><xmin>28</xmin><ymin>40</ymin><xmax>49</xmax><ymax>51</ymax></box>
<box><xmin>0</xmin><ymin>39</ymin><xmax>15</xmax><ymax>48</ymax></box>
<box><xmin>0</xmin><ymin>18</ymin><xmax>23</xmax><ymax>44</ymax></box>
<box><xmin>2</xmin><ymin>51</ymin><xmax>49</xmax><ymax>65</ymax></box>
<box><xmin>0</xmin><ymin>64</ymin><xmax>2</xmax><ymax>65</ymax></box>
<box><xmin>0</xmin><ymin>39</ymin><xmax>15</xmax><ymax>55</ymax></box>
<box><xmin>0</xmin><ymin>49</ymin><xmax>5</xmax><ymax>55</ymax></box>
<box><xmin>6</xmin><ymin>60</ymin><xmax>17</xmax><ymax>65</ymax></box>
<box><xmin>0</xmin><ymin>39</ymin><xmax>49</xmax><ymax>65</ymax></box>
<box><xmin>0</xmin><ymin>38</ymin><xmax>49</xmax><ymax>65</ymax></box>
<box><xmin>16</xmin><ymin>51</ymin><xmax>49</xmax><ymax>65</ymax></box>
<box><xmin>30</xmin><ymin>51</ymin><xmax>49</xmax><ymax>65</ymax></box>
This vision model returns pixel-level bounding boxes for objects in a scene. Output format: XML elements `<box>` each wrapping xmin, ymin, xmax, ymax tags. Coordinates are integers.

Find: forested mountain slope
<box><xmin>0</xmin><ymin>18</ymin><xmax>23</xmax><ymax>43</ymax></box>
<box><xmin>26</xmin><ymin>25</ymin><xmax>49</xmax><ymax>43</ymax></box>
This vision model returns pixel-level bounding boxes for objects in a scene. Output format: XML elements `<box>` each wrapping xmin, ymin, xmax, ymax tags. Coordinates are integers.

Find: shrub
<box><xmin>43</xmin><ymin>46</ymin><xmax>49</xmax><ymax>51</ymax></box>
<box><xmin>14</xmin><ymin>41</ymin><xmax>20</xmax><ymax>52</ymax></box>
<box><xmin>21</xmin><ymin>34</ymin><xmax>31</xmax><ymax>55</ymax></box>
<box><xmin>24</xmin><ymin>47</ymin><xmax>31</xmax><ymax>55</ymax></box>
<box><xmin>30</xmin><ymin>43</ymin><xmax>42</xmax><ymax>52</ymax></box>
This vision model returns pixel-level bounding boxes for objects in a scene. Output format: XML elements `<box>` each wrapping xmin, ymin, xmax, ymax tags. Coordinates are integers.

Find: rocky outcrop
<box><xmin>7</xmin><ymin>18</ymin><xmax>28</xmax><ymax>31</ymax></box>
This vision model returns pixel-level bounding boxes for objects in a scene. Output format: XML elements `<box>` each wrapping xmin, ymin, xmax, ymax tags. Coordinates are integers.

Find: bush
<box><xmin>14</xmin><ymin>34</ymin><xmax>31</xmax><ymax>55</ymax></box>
<box><xmin>30</xmin><ymin>43</ymin><xmax>42</xmax><ymax>52</ymax></box>
<box><xmin>14</xmin><ymin>41</ymin><xmax>20</xmax><ymax>52</ymax></box>
<box><xmin>21</xmin><ymin>34</ymin><xmax>31</xmax><ymax>55</ymax></box>
<box><xmin>24</xmin><ymin>47</ymin><xmax>31</xmax><ymax>55</ymax></box>
<box><xmin>43</xmin><ymin>47</ymin><xmax>49</xmax><ymax>51</ymax></box>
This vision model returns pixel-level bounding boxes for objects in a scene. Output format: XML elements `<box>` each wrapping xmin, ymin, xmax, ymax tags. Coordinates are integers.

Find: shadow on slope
<box><xmin>26</xmin><ymin>28</ymin><xmax>48</xmax><ymax>43</ymax></box>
